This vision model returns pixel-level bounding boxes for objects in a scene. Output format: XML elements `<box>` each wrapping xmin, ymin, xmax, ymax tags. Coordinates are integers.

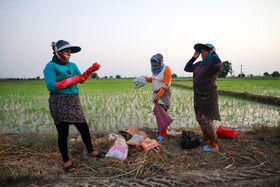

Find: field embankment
<box><xmin>172</xmin><ymin>83</ymin><xmax>280</xmax><ymax>106</ymax></box>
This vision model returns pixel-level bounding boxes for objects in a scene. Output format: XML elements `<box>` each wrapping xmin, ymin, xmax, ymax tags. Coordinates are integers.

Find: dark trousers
<box><xmin>56</xmin><ymin>122</ymin><xmax>94</xmax><ymax>162</ymax></box>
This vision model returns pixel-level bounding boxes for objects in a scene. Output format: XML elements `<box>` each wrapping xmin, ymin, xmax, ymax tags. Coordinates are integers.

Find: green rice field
<box><xmin>173</xmin><ymin>78</ymin><xmax>280</xmax><ymax>97</ymax></box>
<box><xmin>0</xmin><ymin>79</ymin><xmax>279</xmax><ymax>134</ymax></box>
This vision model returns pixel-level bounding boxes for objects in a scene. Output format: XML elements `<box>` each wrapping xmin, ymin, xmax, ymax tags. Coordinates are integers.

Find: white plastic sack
<box><xmin>126</xmin><ymin>134</ymin><xmax>145</xmax><ymax>148</ymax></box>
<box><xmin>108</xmin><ymin>133</ymin><xmax>122</xmax><ymax>140</ymax></box>
<box><xmin>105</xmin><ymin>137</ymin><xmax>128</xmax><ymax>161</ymax></box>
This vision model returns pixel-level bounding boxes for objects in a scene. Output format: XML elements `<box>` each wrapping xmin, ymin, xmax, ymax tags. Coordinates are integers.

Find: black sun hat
<box><xmin>55</xmin><ymin>40</ymin><xmax>81</xmax><ymax>53</ymax></box>
<box><xmin>194</xmin><ymin>43</ymin><xmax>213</xmax><ymax>52</ymax></box>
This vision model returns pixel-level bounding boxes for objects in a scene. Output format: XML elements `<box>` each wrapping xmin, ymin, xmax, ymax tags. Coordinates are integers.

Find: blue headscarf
<box><xmin>201</xmin><ymin>43</ymin><xmax>213</xmax><ymax>63</ymax></box>
<box><xmin>151</xmin><ymin>54</ymin><xmax>164</xmax><ymax>75</ymax></box>
<box><xmin>202</xmin><ymin>51</ymin><xmax>212</xmax><ymax>63</ymax></box>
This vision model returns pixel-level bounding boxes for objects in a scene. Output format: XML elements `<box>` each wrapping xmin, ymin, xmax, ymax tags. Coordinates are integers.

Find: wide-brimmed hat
<box><xmin>119</xmin><ymin>125</ymin><xmax>148</xmax><ymax>137</ymax></box>
<box><xmin>55</xmin><ymin>40</ymin><xmax>81</xmax><ymax>53</ymax></box>
<box><xmin>125</xmin><ymin>125</ymin><xmax>139</xmax><ymax>136</ymax></box>
<box><xmin>194</xmin><ymin>43</ymin><xmax>213</xmax><ymax>52</ymax></box>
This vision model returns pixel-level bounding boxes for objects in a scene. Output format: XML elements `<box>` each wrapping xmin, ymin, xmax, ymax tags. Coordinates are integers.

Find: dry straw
<box><xmin>0</xmin><ymin>126</ymin><xmax>280</xmax><ymax>185</ymax></box>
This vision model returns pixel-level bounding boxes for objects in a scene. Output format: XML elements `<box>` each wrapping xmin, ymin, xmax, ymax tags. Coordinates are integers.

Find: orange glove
<box><xmin>82</xmin><ymin>62</ymin><xmax>101</xmax><ymax>80</ymax></box>
<box><xmin>56</xmin><ymin>75</ymin><xmax>85</xmax><ymax>90</ymax></box>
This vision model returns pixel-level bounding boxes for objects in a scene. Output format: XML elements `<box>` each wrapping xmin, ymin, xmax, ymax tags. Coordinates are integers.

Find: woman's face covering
<box><xmin>151</xmin><ymin>60</ymin><xmax>161</xmax><ymax>67</ymax></box>
<box><xmin>61</xmin><ymin>48</ymin><xmax>71</xmax><ymax>56</ymax></box>
<box><xmin>201</xmin><ymin>49</ymin><xmax>209</xmax><ymax>60</ymax></box>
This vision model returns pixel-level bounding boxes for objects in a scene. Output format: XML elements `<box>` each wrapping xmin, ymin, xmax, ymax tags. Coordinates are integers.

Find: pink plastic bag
<box><xmin>105</xmin><ymin>137</ymin><xmax>128</xmax><ymax>161</ymax></box>
<box><xmin>153</xmin><ymin>102</ymin><xmax>174</xmax><ymax>134</ymax></box>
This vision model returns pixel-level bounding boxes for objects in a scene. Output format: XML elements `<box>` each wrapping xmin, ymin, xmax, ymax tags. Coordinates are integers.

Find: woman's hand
<box><xmin>82</xmin><ymin>62</ymin><xmax>101</xmax><ymax>80</ymax></box>
<box><xmin>154</xmin><ymin>94</ymin><xmax>160</xmax><ymax>103</ymax></box>
<box><xmin>193</xmin><ymin>51</ymin><xmax>200</xmax><ymax>58</ymax></box>
<box><xmin>209</xmin><ymin>45</ymin><xmax>216</xmax><ymax>54</ymax></box>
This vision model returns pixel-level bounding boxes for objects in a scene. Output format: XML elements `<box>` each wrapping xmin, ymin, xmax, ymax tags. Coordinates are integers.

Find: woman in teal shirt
<box><xmin>44</xmin><ymin>40</ymin><xmax>105</xmax><ymax>172</ymax></box>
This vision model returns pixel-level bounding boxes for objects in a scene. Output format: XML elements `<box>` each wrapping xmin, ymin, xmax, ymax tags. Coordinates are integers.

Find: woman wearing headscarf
<box><xmin>145</xmin><ymin>53</ymin><xmax>172</xmax><ymax>141</ymax></box>
<box><xmin>184</xmin><ymin>43</ymin><xmax>223</xmax><ymax>152</ymax></box>
<box><xmin>43</xmin><ymin>40</ymin><xmax>105</xmax><ymax>172</ymax></box>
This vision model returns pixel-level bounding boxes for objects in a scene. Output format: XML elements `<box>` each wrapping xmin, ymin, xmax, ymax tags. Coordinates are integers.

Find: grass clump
<box><xmin>12</xmin><ymin>133</ymin><xmax>57</xmax><ymax>150</ymax></box>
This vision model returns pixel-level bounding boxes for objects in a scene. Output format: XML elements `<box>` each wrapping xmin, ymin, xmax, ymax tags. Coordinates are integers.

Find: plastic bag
<box><xmin>216</xmin><ymin>125</ymin><xmax>239</xmax><ymax>139</ymax></box>
<box><xmin>140</xmin><ymin>137</ymin><xmax>159</xmax><ymax>152</ymax></box>
<box><xmin>153</xmin><ymin>102</ymin><xmax>174</xmax><ymax>133</ymax></box>
<box><xmin>133</xmin><ymin>76</ymin><xmax>146</xmax><ymax>89</ymax></box>
<box><xmin>108</xmin><ymin>133</ymin><xmax>122</xmax><ymax>140</ymax></box>
<box><xmin>105</xmin><ymin>137</ymin><xmax>128</xmax><ymax>161</ymax></box>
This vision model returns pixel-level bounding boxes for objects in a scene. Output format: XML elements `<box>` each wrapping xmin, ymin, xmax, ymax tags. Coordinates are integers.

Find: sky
<box><xmin>0</xmin><ymin>0</ymin><xmax>280</xmax><ymax>78</ymax></box>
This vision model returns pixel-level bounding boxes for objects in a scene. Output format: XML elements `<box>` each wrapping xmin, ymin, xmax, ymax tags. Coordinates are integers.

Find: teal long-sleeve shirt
<box><xmin>43</xmin><ymin>61</ymin><xmax>83</xmax><ymax>94</ymax></box>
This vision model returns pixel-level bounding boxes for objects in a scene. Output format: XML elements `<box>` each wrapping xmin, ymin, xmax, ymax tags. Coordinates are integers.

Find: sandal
<box><xmin>96</xmin><ymin>151</ymin><xmax>106</xmax><ymax>158</ymax></box>
<box><xmin>64</xmin><ymin>164</ymin><xmax>76</xmax><ymax>172</ymax></box>
<box><xmin>199</xmin><ymin>145</ymin><xmax>219</xmax><ymax>152</ymax></box>
<box><xmin>89</xmin><ymin>151</ymin><xmax>107</xmax><ymax>158</ymax></box>
<box><xmin>156</xmin><ymin>135</ymin><xmax>165</xmax><ymax>142</ymax></box>
<box><xmin>152</xmin><ymin>129</ymin><xmax>159</xmax><ymax>134</ymax></box>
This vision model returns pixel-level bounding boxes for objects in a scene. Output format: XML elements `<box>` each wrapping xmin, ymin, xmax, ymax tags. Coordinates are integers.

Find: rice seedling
<box><xmin>0</xmin><ymin>79</ymin><xmax>279</xmax><ymax>134</ymax></box>
<box><xmin>173</xmin><ymin>79</ymin><xmax>280</xmax><ymax>97</ymax></box>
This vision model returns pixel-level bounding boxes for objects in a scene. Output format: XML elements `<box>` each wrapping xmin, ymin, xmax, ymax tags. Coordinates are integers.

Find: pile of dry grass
<box><xmin>0</xmin><ymin>133</ymin><xmax>60</xmax><ymax>182</ymax></box>
<box><xmin>0</xmin><ymin>126</ymin><xmax>280</xmax><ymax>185</ymax></box>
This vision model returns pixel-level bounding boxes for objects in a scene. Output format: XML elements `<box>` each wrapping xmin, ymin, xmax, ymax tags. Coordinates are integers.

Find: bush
<box><xmin>172</xmin><ymin>74</ymin><xmax>177</xmax><ymax>78</ymax></box>
<box><xmin>271</xmin><ymin>71</ymin><xmax>280</xmax><ymax>77</ymax></box>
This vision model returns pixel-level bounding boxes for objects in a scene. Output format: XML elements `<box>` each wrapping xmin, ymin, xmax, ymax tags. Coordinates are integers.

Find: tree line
<box><xmin>1</xmin><ymin>62</ymin><xmax>279</xmax><ymax>80</ymax></box>
<box><xmin>218</xmin><ymin>61</ymin><xmax>279</xmax><ymax>78</ymax></box>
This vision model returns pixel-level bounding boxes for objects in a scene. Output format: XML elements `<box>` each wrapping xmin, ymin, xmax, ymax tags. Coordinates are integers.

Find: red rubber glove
<box><xmin>56</xmin><ymin>75</ymin><xmax>86</xmax><ymax>90</ymax></box>
<box><xmin>82</xmin><ymin>62</ymin><xmax>101</xmax><ymax>80</ymax></box>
